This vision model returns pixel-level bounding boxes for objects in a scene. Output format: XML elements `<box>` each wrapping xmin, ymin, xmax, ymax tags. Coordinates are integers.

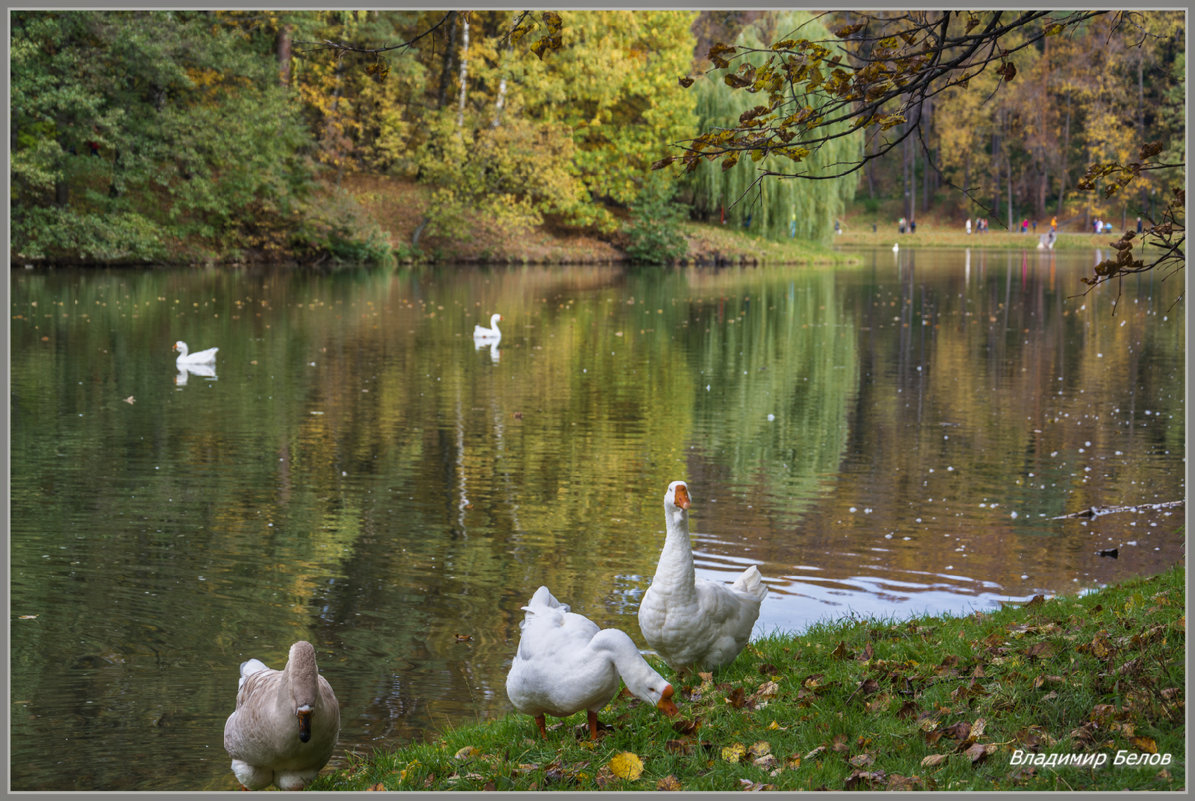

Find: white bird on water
<box><xmin>473</xmin><ymin>313</ymin><xmax>502</xmax><ymax>342</ymax></box>
<box><xmin>174</xmin><ymin>340</ymin><xmax>218</xmax><ymax>366</ymax></box>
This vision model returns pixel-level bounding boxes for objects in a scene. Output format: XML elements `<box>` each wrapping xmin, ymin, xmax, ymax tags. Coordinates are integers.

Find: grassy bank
<box><xmin>340</xmin><ymin>174</ymin><xmax>854</xmax><ymax>267</ymax></box>
<box><xmin>311</xmin><ymin>565</ymin><xmax>1184</xmax><ymax>792</ymax></box>
<box><xmin>836</xmin><ymin>226</ymin><xmax>1113</xmax><ymax>253</ymax></box>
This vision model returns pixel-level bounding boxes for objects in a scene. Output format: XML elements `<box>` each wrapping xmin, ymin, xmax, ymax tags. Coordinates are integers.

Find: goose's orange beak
<box><xmin>674</xmin><ymin>484</ymin><xmax>690</xmax><ymax>510</ymax></box>
<box><xmin>657</xmin><ymin>684</ymin><xmax>679</xmax><ymax>717</ymax></box>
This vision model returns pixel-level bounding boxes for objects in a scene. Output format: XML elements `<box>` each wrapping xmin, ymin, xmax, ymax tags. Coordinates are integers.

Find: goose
<box><xmin>638</xmin><ymin>481</ymin><xmax>768</xmax><ymax>672</ymax></box>
<box><xmin>473</xmin><ymin>313</ymin><xmax>502</xmax><ymax>342</ymax></box>
<box><xmin>223</xmin><ymin>641</ymin><xmax>340</xmax><ymax>790</ymax></box>
<box><xmin>506</xmin><ymin>586</ymin><xmax>678</xmax><ymax>740</ymax></box>
<box><xmin>892</xmin><ymin>242</ymin><xmax>899</xmax><ymax>252</ymax></box>
<box><xmin>174</xmin><ymin>340</ymin><xmax>218</xmax><ymax>366</ymax></box>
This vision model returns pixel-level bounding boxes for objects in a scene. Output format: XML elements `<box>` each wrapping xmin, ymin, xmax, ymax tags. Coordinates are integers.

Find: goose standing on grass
<box><xmin>638</xmin><ymin>481</ymin><xmax>768</xmax><ymax>673</ymax></box>
<box><xmin>223</xmin><ymin>641</ymin><xmax>340</xmax><ymax>790</ymax></box>
<box><xmin>174</xmin><ymin>340</ymin><xmax>218</xmax><ymax>366</ymax></box>
<box><xmin>506</xmin><ymin>586</ymin><xmax>678</xmax><ymax>740</ymax></box>
<box><xmin>473</xmin><ymin>313</ymin><xmax>502</xmax><ymax>342</ymax></box>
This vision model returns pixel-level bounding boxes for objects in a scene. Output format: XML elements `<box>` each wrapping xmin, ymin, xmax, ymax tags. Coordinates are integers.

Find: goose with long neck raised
<box><xmin>638</xmin><ymin>481</ymin><xmax>768</xmax><ymax>672</ymax></box>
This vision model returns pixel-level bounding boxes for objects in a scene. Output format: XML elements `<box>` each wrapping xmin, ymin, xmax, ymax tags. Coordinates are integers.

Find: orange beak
<box><xmin>674</xmin><ymin>484</ymin><xmax>690</xmax><ymax>510</ymax></box>
<box><xmin>657</xmin><ymin>684</ymin><xmax>679</xmax><ymax>717</ymax></box>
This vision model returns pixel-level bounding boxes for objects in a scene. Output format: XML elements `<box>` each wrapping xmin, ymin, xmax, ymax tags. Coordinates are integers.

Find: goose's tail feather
<box><xmin>731</xmin><ymin>565</ymin><xmax>769</xmax><ymax>602</ymax></box>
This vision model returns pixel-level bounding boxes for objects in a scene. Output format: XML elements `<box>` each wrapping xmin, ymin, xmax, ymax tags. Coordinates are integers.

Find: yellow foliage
<box><xmin>607</xmin><ymin>751</ymin><xmax>643</xmax><ymax>780</ymax></box>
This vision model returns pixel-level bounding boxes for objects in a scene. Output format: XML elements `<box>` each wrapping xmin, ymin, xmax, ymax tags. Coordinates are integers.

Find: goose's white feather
<box><xmin>174</xmin><ymin>340</ymin><xmax>218</xmax><ymax>365</ymax></box>
<box><xmin>505</xmin><ymin>586</ymin><xmax>676</xmax><ymax>738</ymax></box>
<box><xmin>223</xmin><ymin>641</ymin><xmax>340</xmax><ymax>790</ymax></box>
<box><xmin>473</xmin><ymin>313</ymin><xmax>502</xmax><ymax>341</ymax></box>
<box><xmin>637</xmin><ymin>481</ymin><xmax>768</xmax><ymax>672</ymax></box>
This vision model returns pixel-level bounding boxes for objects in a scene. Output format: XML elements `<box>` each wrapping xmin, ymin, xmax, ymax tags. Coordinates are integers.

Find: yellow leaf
<box><xmin>608</xmin><ymin>752</ymin><xmax>643</xmax><ymax>781</ymax></box>
<box><xmin>1132</xmin><ymin>735</ymin><xmax>1158</xmax><ymax>754</ymax></box>
<box><xmin>721</xmin><ymin>743</ymin><xmax>747</xmax><ymax>763</ymax></box>
<box><xmin>749</xmin><ymin>741</ymin><xmax>772</xmax><ymax>758</ymax></box>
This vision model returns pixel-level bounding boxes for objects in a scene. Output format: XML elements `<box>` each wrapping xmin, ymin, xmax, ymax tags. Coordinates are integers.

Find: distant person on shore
<box><xmin>909</xmin><ymin>218</ymin><xmax>916</xmax><ymax>233</ymax></box>
<box><xmin>965</xmin><ymin>218</ymin><xmax>972</xmax><ymax>235</ymax></box>
<box><xmin>1051</xmin><ymin>216</ymin><xmax>1057</xmax><ymax>232</ymax></box>
<box><xmin>898</xmin><ymin>216</ymin><xmax>906</xmax><ymax>234</ymax></box>
<box><xmin>1137</xmin><ymin>216</ymin><xmax>1143</xmax><ymax>233</ymax></box>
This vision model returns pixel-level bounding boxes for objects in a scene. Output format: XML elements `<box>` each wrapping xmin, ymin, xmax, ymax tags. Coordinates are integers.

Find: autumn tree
<box><xmin>681</xmin><ymin>10</ymin><xmax>860</xmax><ymax>242</ymax></box>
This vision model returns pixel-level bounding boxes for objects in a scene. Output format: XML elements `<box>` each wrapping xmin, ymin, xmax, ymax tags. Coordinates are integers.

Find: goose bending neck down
<box><xmin>506</xmin><ymin>586</ymin><xmax>677</xmax><ymax>740</ymax></box>
<box><xmin>223</xmin><ymin>641</ymin><xmax>340</xmax><ymax>790</ymax></box>
<box><xmin>637</xmin><ymin>481</ymin><xmax>768</xmax><ymax>673</ymax></box>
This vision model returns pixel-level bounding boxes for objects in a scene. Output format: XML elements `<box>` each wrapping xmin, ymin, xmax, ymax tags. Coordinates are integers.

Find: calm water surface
<box><xmin>10</xmin><ymin>249</ymin><xmax>1185</xmax><ymax>790</ymax></box>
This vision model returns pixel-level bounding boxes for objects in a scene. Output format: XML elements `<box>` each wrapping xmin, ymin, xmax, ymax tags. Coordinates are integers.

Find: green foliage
<box><xmin>623</xmin><ymin>177</ymin><xmax>688</xmax><ymax>264</ymax></box>
<box><xmin>10</xmin><ymin>10</ymin><xmax>322</xmax><ymax>263</ymax></box>
<box><xmin>682</xmin><ymin>12</ymin><xmax>860</xmax><ymax>244</ymax></box>
<box><xmin>411</xmin><ymin>113</ymin><xmax>591</xmax><ymax>243</ymax></box>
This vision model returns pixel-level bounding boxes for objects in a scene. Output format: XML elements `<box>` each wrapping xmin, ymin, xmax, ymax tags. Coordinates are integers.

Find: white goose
<box><xmin>174</xmin><ymin>340</ymin><xmax>218</xmax><ymax>366</ymax></box>
<box><xmin>506</xmin><ymin>586</ymin><xmax>678</xmax><ymax>740</ymax></box>
<box><xmin>473</xmin><ymin>313</ymin><xmax>502</xmax><ymax>342</ymax></box>
<box><xmin>638</xmin><ymin>481</ymin><xmax>768</xmax><ymax>672</ymax></box>
<box><xmin>223</xmin><ymin>641</ymin><xmax>340</xmax><ymax>790</ymax></box>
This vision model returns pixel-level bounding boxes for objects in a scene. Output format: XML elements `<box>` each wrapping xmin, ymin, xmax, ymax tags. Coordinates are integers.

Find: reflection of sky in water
<box><xmin>691</xmin><ymin>558</ymin><xmax>1039</xmax><ymax>641</ymax></box>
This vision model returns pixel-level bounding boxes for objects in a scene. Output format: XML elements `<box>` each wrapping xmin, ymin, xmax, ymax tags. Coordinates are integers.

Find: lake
<box><xmin>9</xmin><ymin>248</ymin><xmax>1185</xmax><ymax>790</ymax></box>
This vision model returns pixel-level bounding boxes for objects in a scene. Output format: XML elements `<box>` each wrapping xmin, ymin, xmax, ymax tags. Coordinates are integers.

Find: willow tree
<box><xmin>682</xmin><ymin>11</ymin><xmax>861</xmax><ymax>243</ymax></box>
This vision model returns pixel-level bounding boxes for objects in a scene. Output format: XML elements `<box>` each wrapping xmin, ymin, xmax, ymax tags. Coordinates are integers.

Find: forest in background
<box><xmin>10</xmin><ymin>10</ymin><xmax>1186</xmax><ymax>266</ymax></box>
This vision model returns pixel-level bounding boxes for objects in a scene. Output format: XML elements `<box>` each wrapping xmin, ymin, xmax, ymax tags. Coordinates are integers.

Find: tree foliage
<box><xmin>11</xmin><ymin>11</ymin><xmax>318</xmax><ymax>263</ymax></box>
<box><xmin>681</xmin><ymin>11</ymin><xmax>860</xmax><ymax>242</ymax></box>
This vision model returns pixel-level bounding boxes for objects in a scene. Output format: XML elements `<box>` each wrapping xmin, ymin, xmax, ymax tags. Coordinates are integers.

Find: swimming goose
<box><xmin>506</xmin><ymin>586</ymin><xmax>678</xmax><ymax>740</ymax></box>
<box><xmin>223</xmin><ymin>641</ymin><xmax>340</xmax><ymax>790</ymax></box>
<box><xmin>638</xmin><ymin>481</ymin><xmax>768</xmax><ymax>672</ymax></box>
<box><xmin>174</xmin><ymin>340</ymin><xmax>218</xmax><ymax>365</ymax></box>
<box><xmin>473</xmin><ymin>313</ymin><xmax>502</xmax><ymax>341</ymax></box>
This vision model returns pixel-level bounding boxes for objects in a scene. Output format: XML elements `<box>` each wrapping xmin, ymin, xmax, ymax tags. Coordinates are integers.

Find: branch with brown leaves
<box><xmin>655</xmin><ymin>11</ymin><xmax>1106</xmax><ymax>182</ymax></box>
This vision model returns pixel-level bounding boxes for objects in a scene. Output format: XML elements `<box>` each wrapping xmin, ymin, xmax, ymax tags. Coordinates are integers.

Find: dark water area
<box><xmin>9</xmin><ymin>248</ymin><xmax>1184</xmax><ymax>790</ymax></box>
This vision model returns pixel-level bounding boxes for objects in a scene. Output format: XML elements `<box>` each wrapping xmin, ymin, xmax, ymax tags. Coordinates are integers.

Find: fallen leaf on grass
<box><xmin>453</xmin><ymin>745</ymin><xmax>480</xmax><ymax>760</ymax></box>
<box><xmin>665</xmin><ymin>739</ymin><xmax>691</xmax><ymax>755</ymax></box>
<box><xmin>1132</xmin><ymin>735</ymin><xmax>1158</xmax><ymax>754</ymax></box>
<box><xmin>672</xmin><ymin>717</ymin><xmax>701</xmax><ymax>735</ymax></box>
<box><xmin>804</xmin><ymin>745</ymin><xmax>826</xmax><ymax>761</ymax></box>
<box><xmin>748</xmin><ymin>741</ymin><xmax>772</xmax><ymax>758</ymax></box>
<box><xmin>831</xmin><ymin>733</ymin><xmax>850</xmax><ymax>752</ymax></box>
<box><xmin>964</xmin><ymin>743</ymin><xmax>997</xmax><ymax>764</ymax></box>
<box><xmin>1024</xmin><ymin>641</ymin><xmax>1055</xmax><ymax>660</ymax></box>
<box><xmin>921</xmin><ymin>754</ymin><xmax>948</xmax><ymax>768</ymax></box>
<box><xmin>725</xmin><ymin>687</ymin><xmax>748</xmax><ymax>708</ymax></box>
<box><xmin>831</xmin><ymin>641</ymin><xmax>854</xmax><ymax>660</ymax></box>
<box><xmin>657</xmin><ymin>775</ymin><xmax>682</xmax><ymax>791</ymax></box>
<box><xmin>608</xmin><ymin>752</ymin><xmax>643</xmax><ymax>780</ymax></box>
<box><xmin>849</xmin><ymin>753</ymin><xmax>875</xmax><ymax>768</ymax></box>
<box><xmin>739</xmin><ymin>778</ymin><xmax>774</xmax><ymax>791</ymax></box>
<box><xmin>721</xmin><ymin>743</ymin><xmax>747</xmax><ymax>763</ymax></box>
<box><xmin>366</xmin><ymin>782</ymin><xmax>386</xmax><ymax>791</ymax></box>
<box><xmin>843</xmin><ymin>769</ymin><xmax>886</xmax><ymax>789</ymax></box>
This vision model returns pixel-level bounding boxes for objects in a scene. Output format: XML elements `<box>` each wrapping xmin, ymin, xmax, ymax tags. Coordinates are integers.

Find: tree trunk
<box><xmin>456</xmin><ymin>15</ymin><xmax>469</xmax><ymax>130</ymax></box>
<box><xmin>1055</xmin><ymin>98</ymin><xmax>1071</xmax><ymax>217</ymax></box>
<box><xmin>276</xmin><ymin>23</ymin><xmax>293</xmax><ymax>87</ymax></box>
<box><xmin>436</xmin><ymin>12</ymin><xmax>458</xmax><ymax>109</ymax></box>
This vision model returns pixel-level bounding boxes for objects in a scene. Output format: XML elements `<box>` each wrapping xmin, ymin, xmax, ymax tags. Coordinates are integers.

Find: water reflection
<box><xmin>175</xmin><ymin>363</ymin><xmax>218</xmax><ymax>386</ymax></box>
<box><xmin>9</xmin><ymin>255</ymin><xmax>1184</xmax><ymax>790</ymax></box>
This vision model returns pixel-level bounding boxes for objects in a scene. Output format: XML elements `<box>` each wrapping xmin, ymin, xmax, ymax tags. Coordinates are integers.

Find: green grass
<box><xmin>679</xmin><ymin>221</ymin><xmax>857</xmax><ymax>266</ymax></box>
<box><xmin>310</xmin><ymin>565</ymin><xmax>1184</xmax><ymax>792</ymax></box>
